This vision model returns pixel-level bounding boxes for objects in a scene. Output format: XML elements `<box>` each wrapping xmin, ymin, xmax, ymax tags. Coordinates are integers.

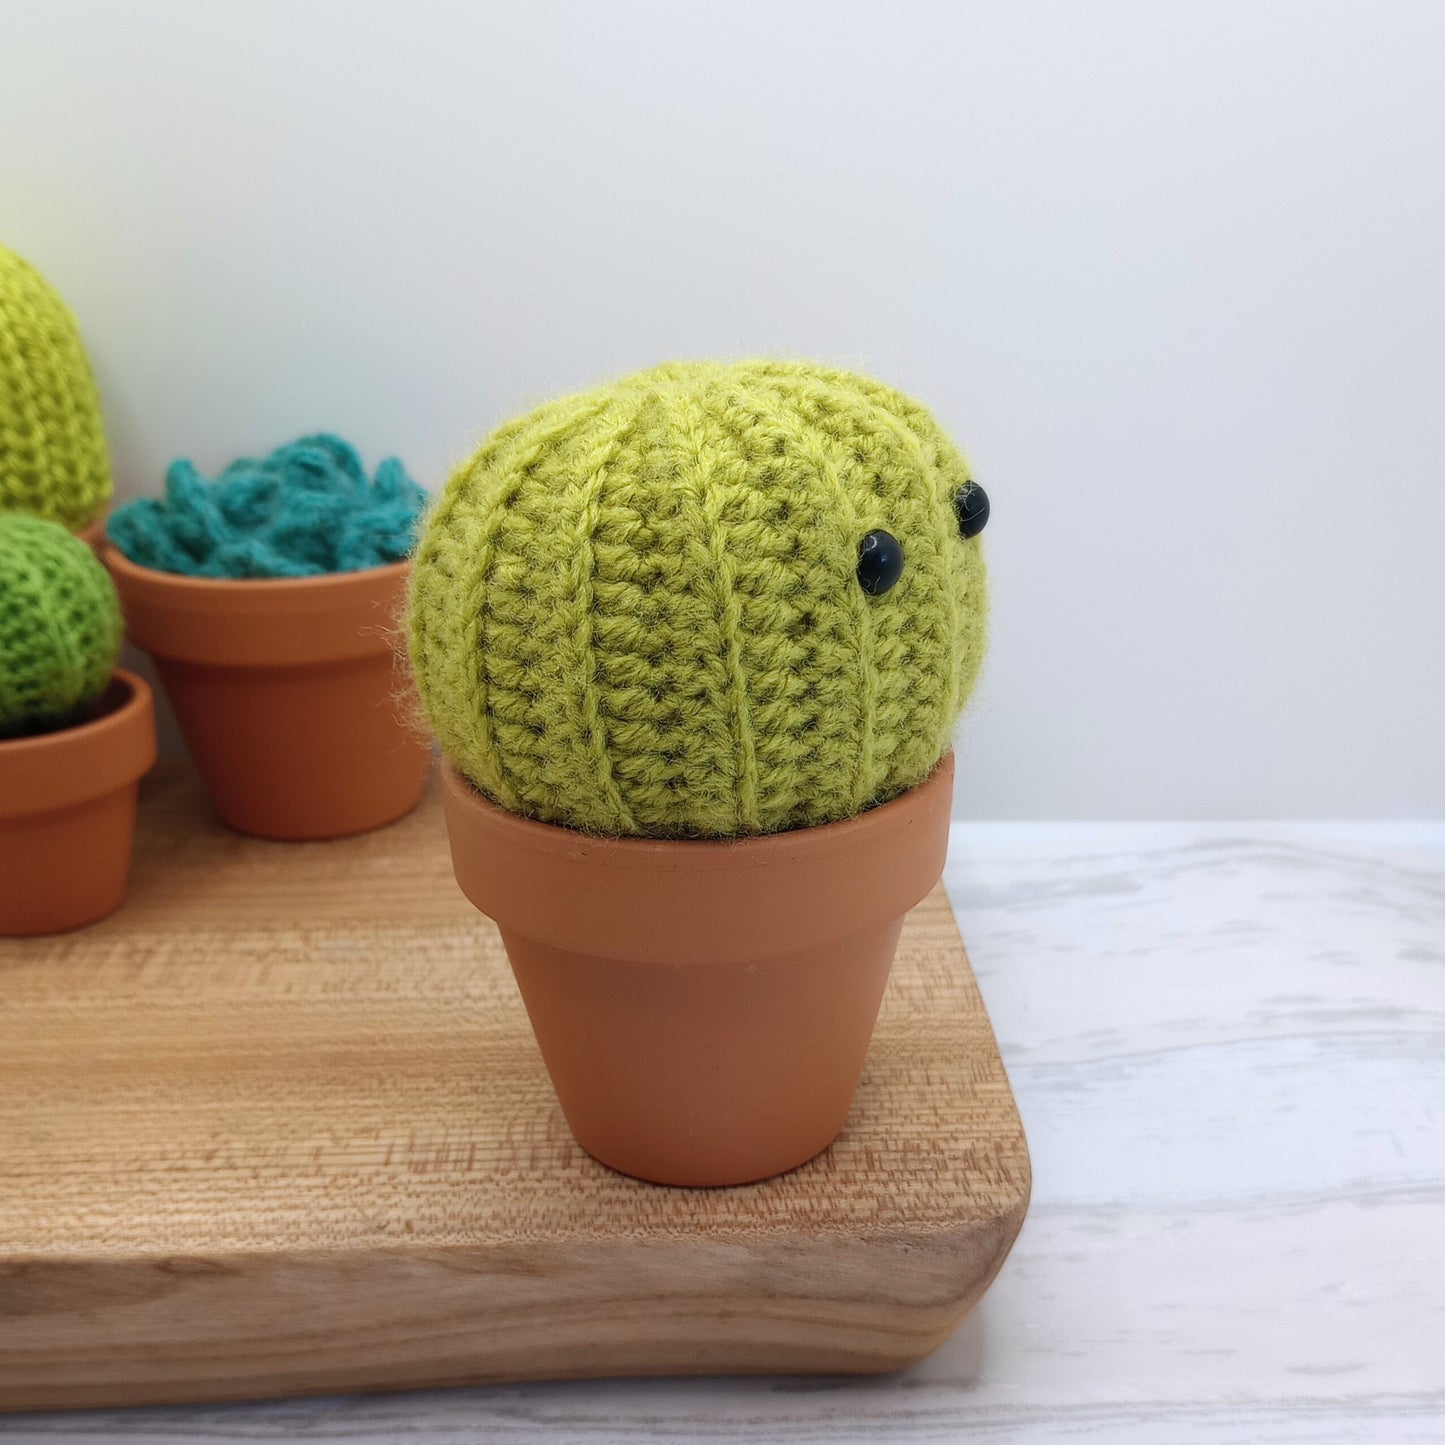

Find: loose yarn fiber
<box><xmin>409</xmin><ymin>359</ymin><xmax>989</xmax><ymax>838</ymax></box>
<box><xmin>106</xmin><ymin>434</ymin><xmax>427</xmax><ymax>579</ymax></box>
<box><xmin>0</xmin><ymin>512</ymin><xmax>121</xmax><ymax>738</ymax></box>
<box><xmin>0</xmin><ymin>246</ymin><xmax>112</xmax><ymax>531</ymax></box>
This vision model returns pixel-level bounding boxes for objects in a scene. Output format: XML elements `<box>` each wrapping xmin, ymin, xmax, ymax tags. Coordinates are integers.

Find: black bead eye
<box><xmin>856</xmin><ymin>530</ymin><xmax>904</xmax><ymax>595</ymax></box>
<box><xmin>954</xmin><ymin>480</ymin><xmax>989</xmax><ymax>539</ymax></box>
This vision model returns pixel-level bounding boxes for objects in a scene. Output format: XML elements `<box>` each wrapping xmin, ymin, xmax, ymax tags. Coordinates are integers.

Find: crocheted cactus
<box><xmin>0</xmin><ymin>513</ymin><xmax>122</xmax><ymax>738</ymax></box>
<box><xmin>106</xmin><ymin>433</ymin><xmax>427</xmax><ymax>578</ymax></box>
<box><xmin>0</xmin><ymin>246</ymin><xmax>112</xmax><ymax>530</ymax></box>
<box><xmin>409</xmin><ymin>359</ymin><xmax>990</xmax><ymax>838</ymax></box>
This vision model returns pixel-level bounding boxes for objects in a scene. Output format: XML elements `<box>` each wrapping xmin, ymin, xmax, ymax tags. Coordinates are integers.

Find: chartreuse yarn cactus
<box><xmin>0</xmin><ymin>513</ymin><xmax>122</xmax><ymax>738</ymax></box>
<box><xmin>0</xmin><ymin>246</ymin><xmax>112</xmax><ymax>530</ymax></box>
<box><xmin>408</xmin><ymin>359</ymin><xmax>990</xmax><ymax>838</ymax></box>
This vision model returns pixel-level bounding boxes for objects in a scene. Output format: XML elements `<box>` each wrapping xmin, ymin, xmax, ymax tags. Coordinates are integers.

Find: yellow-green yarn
<box><xmin>408</xmin><ymin>359</ymin><xmax>988</xmax><ymax>838</ymax></box>
<box><xmin>0</xmin><ymin>246</ymin><xmax>112</xmax><ymax>530</ymax></box>
<box><xmin>0</xmin><ymin>513</ymin><xmax>121</xmax><ymax>738</ymax></box>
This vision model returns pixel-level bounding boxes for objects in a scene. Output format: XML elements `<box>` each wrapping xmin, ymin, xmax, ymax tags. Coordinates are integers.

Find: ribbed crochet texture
<box><xmin>106</xmin><ymin>434</ymin><xmax>427</xmax><ymax>578</ymax></box>
<box><xmin>0</xmin><ymin>246</ymin><xmax>112</xmax><ymax>530</ymax></box>
<box><xmin>409</xmin><ymin>360</ymin><xmax>989</xmax><ymax>838</ymax></box>
<box><xmin>0</xmin><ymin>513</ymin><xmax>121</xmax><ymax>738</ymax></box>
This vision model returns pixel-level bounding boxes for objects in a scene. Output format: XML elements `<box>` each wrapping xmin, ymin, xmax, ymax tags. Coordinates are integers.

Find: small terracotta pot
<box><xmin>442</xmin><ymin>752</ymin><xmax>955</xmax><ymax>1187</ymax></box>
<box><xmin>0</xmin><ymin>670</ymin><xmax>156</xmax><ymax>936</ymax></box>
<box><xmin>102</xmin><ymin>549</ymin><xmax>429</xmax><ymax>840</ymax></box>
<box><xmin>75</xmin><ymin>517</ymin><xmax>106</xmax><ymax>556</ymax></box>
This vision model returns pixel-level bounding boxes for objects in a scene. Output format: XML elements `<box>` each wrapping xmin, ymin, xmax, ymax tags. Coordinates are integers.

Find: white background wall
<box><xmin>4</xmin><ymin>0</ymin><xmax>1441</xmax><ymax>818</ymax></box>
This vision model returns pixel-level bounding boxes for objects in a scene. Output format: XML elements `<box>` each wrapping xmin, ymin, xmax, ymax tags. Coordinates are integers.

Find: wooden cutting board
<box><xmin>0</xmin><ymin>763</ymin><xmax>1030</xmax><ymax>1411</ymax></box>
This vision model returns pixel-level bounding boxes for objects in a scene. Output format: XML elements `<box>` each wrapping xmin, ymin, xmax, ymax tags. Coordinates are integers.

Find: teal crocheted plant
<box><xmin>0</xmin><ymin>512</ymin><xmax>122</xmax><ymax>738</ymax></box>
<box><xmin>106</xmin><ymin>434</ymin><xmax>427</xmax><ymax>579</ymax></box>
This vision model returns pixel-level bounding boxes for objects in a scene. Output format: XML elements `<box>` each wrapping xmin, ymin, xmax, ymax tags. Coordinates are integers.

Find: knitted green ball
<box><xmin>408</xmin><ymin>359</ymin><xmax>989</xmax><ymax>838</ymax></box>
<box><xmin>0</xmin><ymin>245</ymin><xmax>113</xmax><ymax>530</ymax></box>
<box><xmin>0</xmin><ymin>513</ymin><xmax>122</xmax><ymax>738</ymax></box>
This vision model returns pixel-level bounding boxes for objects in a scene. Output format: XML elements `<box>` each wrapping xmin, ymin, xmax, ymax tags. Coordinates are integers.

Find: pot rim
<box><xmin>441</xmin><ymin>751</ymin><xmax>955</xmax><ymax>963</ymax></box>
<box><xmin>102</xmin><ymin>545</ymin><xmax>411</xmax><ymax>666</ymax></box>
<box><xmin>442</xmin><ymin>751</ymin><xmax>954</xmax><ymax>870</ymax></box>
<box><xmin>102</xmin><ymin>543</ymin><xmax>410</xmax><ymax>602</ymax></box>
<box><xmin>0</xmin><ymin>669</ymin><xmax>157</xmax><ymax>819</ymax></box>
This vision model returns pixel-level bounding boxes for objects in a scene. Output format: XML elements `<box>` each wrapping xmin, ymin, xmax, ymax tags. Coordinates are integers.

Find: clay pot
<box><xmin>442</xmin><ymin>752</ymin><xmax>955</xmax><ymax>1187</ymax></box>
<box><xmin>102</xmin><ymin>549</ymin><xmax>429</xmax><ymax>840</ymax></box>
<box><xmin>75</xmin><ymin>517</ymin><xmax>106</xmax><ymax>556</ymax></box>
<box><xmin>0</xmin><ymin>670</ymin><xmax>156</xmax><ymax>936</ymax></box>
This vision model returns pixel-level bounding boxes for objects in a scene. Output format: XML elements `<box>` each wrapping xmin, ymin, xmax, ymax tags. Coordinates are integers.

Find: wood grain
<box><xmin>0</xmin><ymin>820</ymin><xmax>1440</xmax><ymax>1442</ymax></box>
<box><xmin>0</xmin><ymin>764</ymin><xmax>1030</xmax><ymax>1412</ymax></box>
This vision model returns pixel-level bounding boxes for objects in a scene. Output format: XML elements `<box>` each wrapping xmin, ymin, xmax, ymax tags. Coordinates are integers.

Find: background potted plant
<box><xmin>0</xmin><ymin>244</ymin><xmax>113</xmax><ymax>549</ymax></box>
<box><xmin>407</xmin><ymin>359</ymin><xmax>992</xmax><ymax>1187</ymax></box>
<box><xmin>103</xmin><ymin>433</ymin><xmax>431</xmax><ymax>840</ymax></box>
<box><xmin>0</xmin><ymin>514</ymin><xmax>155</xmax><ymax>935</ymax></box>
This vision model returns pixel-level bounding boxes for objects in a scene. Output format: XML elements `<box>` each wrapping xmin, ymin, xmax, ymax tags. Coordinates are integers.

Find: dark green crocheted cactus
<box><xmin>0</xmin><ymin>513</ymin><xmax>121</xmax><ymax>738</ymax></box>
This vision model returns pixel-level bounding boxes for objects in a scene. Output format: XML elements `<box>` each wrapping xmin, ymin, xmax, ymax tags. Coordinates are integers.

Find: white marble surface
<box><xmin>5</xmin><ymin>822</ymin><xmax>1443</xmax><ymax>1443</ymax></box>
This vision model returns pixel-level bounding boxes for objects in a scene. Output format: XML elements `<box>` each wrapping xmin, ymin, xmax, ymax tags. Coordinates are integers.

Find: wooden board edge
<box><xmin>0</xmin><ymin>1189</ymin><xmax>1030</xmax><ymax>1411</ymax></box>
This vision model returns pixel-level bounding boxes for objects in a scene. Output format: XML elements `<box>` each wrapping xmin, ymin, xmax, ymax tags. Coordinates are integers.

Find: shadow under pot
<box><xmin>0</xmin><ymin>670</ymin><xmax>156</xmax><ymax>936</ymax></box>
<box><xmin>441</xmin><ymin>751</ymin><xmax>955</xmax><ymax>1188</ymax></box>
<box><xmin>102</xmin><ymin>549</ymin><xmax>430</xmax><ymax>841</ymax></box>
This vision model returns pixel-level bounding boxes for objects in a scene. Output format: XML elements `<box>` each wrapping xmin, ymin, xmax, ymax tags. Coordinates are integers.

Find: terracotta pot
<box><xmin>75</xmin><ymin>517</ymin><xmax>106</xmax><ymax>556</ymax></box>
<box><xmin>442</xmin><ymin>752</ymin><xmax>955</xmax><ymax>1187</ymax></box>
<box><xmin>102</xmin><ymin>549</ymin><xmax>429</xmax><ymax>840</ymax></box>
<box><xmin>0</xmin><ymin>670</ymin><xmax>156</xmax><ymax>936</ymax></box>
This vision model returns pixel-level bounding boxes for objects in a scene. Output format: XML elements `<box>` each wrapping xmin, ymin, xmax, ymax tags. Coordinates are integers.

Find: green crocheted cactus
<box><xmin>0</xmin><ymin>513</ymin><xmax>122</xmax><ymax>738</ymax></box>
<box><xmin>0</xmin><ymin>245</ymin><xmax>112</xmax><ymax>530</ymax></box>
<box><xmin>408</xmin><ymin>359</ymin><xmax>990</xmax><ymax>838</ymax></box>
